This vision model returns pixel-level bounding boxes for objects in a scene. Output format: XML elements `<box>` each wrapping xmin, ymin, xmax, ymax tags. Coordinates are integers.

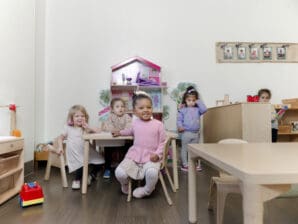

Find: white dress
<box><xmin>62</xmin><ymin>125</ymin><xmax>104</xmax><ymax>173</ymax></box>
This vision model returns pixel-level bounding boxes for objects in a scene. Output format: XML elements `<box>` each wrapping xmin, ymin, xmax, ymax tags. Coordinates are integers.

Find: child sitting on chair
<box><xmin>113</xmin><ymin>91</ymin><xmax>166</xmax><ymax>198</ymax></box>
<box><xmin>101</xmin><ymin>98</ymin><xmax>132</xmax><ymax>178</ymax></box>
<box><xmin>57</xmin><ymin>105</ymin><xmax>104</xmax><ymax>189</ymax></box>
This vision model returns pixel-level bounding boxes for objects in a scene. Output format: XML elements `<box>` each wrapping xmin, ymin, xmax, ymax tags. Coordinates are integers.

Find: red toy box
<box><xmin>19</xmin><ymin>181</ymin><xmax>44</xmax><ymax>207</ymax></box>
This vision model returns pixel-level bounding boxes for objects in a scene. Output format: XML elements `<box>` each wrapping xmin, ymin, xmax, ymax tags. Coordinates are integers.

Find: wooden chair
<box><xmin>44</xmin><ymin>139</ymin><xmax>68</xmax><ymax>188</ymax></box>
<box><xmin>127</xmin><ymin>137</ymin><xmax>175</xmax><ymax>205</ymax></box>
<box><xmin>208</xmin><ymin>139</ymin><xmax>247</xmax><ymax>224</ymax></box>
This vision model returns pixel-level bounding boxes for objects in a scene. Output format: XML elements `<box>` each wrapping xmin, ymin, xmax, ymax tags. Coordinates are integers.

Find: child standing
<box><xmin>113</xmin><ymin>91</ymin><xmax>166</xmax><ymax>198</ymax></box>
<box><xmin>177</xmin><ymin>86</ymin><xmax>207</xmax><ymax>171</ymax></box>
<box><xmin>101</xmin><ymin>98</ymin><xmax>132</xmax><ymax>178</ymax></box>
<box><xmin>258</xmin><ymin>88</ymin><xmax>287</xmax><ymax>142</ymax></box>
<box><xmin>57</xmin><ymin>105</ymin><xmax>104</xmax><ymax>189</ymax></box>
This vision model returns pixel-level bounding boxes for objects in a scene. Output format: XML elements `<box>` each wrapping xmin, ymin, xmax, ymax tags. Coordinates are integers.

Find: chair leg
<box><xmin>216</xmin><ymin>184</ymin><xmax>228</xmax><ymax>224</ymax></box>
<box><xmin>207</xmin><ymin>177</ymin><xmax>217</xmax><ymax>211</ymax></box>
<box><xmin>127</xmin><ymin>178</ymin><xmax>132</xmax><ymax>202</ymax></box>
<box><xmin>164</xmin><ymin>167</ymin><xmax>176</xmax><ymax>192</ymax></box>
<box><xmin>44</xmin><ymin>151</ymin><xmax>52</xmax><ymax>180</ymax></box>
<box><xmin>60</xmin><ymin>154</ymin><xmax>68</xmax><ymax>188</ymax></box>
<box><xmin>159</xmin><ymin>172</ymin><xmax>173</xmax><ymax>205</ymax></box>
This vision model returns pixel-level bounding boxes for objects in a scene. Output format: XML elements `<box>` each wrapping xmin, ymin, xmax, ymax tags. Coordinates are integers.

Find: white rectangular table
<box><xmin>82</xmin><ymin>131</ymin><xmax>179</xmax><ymax>194</ymax></box>
<box><xmin>188</xmin><ymin>143</ymin><xmax>298</xmax><ymax>224</ymax></box>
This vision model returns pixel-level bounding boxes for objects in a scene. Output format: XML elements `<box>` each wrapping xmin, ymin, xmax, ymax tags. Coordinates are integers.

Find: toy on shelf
<box><xmin>19</xmin><ymin>181</ymin><xmax>44</xmax><ymax>207</ymax></box>
<box><xmin>0</xmin><ymin>104</ymin><xmax>21</xmax><ymax>137</ymax></box>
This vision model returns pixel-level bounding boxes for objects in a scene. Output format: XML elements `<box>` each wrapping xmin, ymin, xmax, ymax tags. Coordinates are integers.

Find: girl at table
<box><xmin>101</xmin><ymin>98</ymin><xmax>132</xmax><ymax>178</ymax></box>
<box><xmin>57</xmin><ymin>105</ymin><xmax>104</xmax><ymax>189</ymax></box>
<box><xmin>177</xmin><ymin>86</ymin><xmax>207</xmax><ymax>172</ymax></box>
<box><xmin>113</xmin><ymin>91</ymin><xmax>166</xmax><ymax>198</ymax></box>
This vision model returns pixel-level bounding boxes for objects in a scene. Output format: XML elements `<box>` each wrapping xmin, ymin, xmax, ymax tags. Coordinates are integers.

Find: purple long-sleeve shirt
<box><xmin>177</xmin><ymin>100</ymin><xmax>207</xmax><ymax>132</ymax></box>
<box><xmin>120</xmin><ymin>118</ymin><xmax>166</xmax><ymax>163</ymax></box>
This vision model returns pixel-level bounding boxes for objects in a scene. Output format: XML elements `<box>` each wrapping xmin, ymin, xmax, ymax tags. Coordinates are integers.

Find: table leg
<box><xmin>241</xmin><ymin>182</ymin><xmax>263</xmax><ymax>224</ymax></box>
<box><xmin>188</xmin><ymin>152</ymin><xmax>197</xmax><ymax>223</ymax></box>
<box><xmin>171</xmin><ymin>138</ymin><xmax>179</xmax><ymax>190</ymax></box>
<box><xmin>82</xmin><ymin>140</ymin><xmax>90</xmax><ymax>194</ymax></box>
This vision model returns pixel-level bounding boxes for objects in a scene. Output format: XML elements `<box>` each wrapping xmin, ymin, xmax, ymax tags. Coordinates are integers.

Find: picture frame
<box><xmin>237</xmin><ymin>47</ymin><xmax>246</xmax><ymax>60</ymax></box>
<box><xmin>263</xmin><ymin>47</ymin><xmax>272</xmax><ymax>60</ymax></box>
<box><xmin>277</xmin><ymin>47</ymin><xmax>286</xmax><ymax>60</ymax></box>
<box><xmin>249</xmin><ymin>47</ymin><xmax>259</xmax><ymax>60</ymax></box>
<box><xmin>223</xmin><ymin>46</ymin><xmax>233</xmax><ymax>59</ymax></box>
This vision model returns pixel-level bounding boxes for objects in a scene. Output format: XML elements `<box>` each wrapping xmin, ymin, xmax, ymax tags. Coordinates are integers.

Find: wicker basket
<box><xmin>0</xmin><ymin>154</ymin><xmax>19</xmax><ymax>176</ymax></box>
<box><xmin>278</xmin><ymin>125</ymin><xmax>292</xmax><ymax>134</ymax></box>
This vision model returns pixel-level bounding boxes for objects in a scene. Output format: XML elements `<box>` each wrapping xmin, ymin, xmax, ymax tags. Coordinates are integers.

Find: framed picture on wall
<box><xmin>263</xmin><ymin>47</ymin><xmax>272</xmax><ymax>60</ymax></box>
<box><xmin>249</xmin><ymin>47</ymin><xmax>259</xmax><ymax>60</ymax></box>
<box><xmin>223</xmin><ymin>46</ymin><xmax>233</xmax><ymax>59</ymax></box>
<box><xmin>237</xmin><ymin>47</ymin><xmax>246</xmax><ymax>59</ymax></box>
<box><xmin>277</xmin><ymin>47</ymin><xmax>286</xmax><ymax>60</ymax></box>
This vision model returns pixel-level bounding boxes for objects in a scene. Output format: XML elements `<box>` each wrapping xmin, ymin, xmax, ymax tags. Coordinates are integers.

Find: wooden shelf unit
<box><xmin>203</xmin><ymin>103</ymin><xmax>271</xmax><ymax>143</ymax></box>
<box><xmin>0</xmin><ymin>137</ymin><xmax>24</xmax><ymax>205</ymax></box>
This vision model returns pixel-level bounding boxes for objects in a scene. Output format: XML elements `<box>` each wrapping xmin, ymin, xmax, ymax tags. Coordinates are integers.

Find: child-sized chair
<box><xmin>208</xmin><ymin>139</ymin><xmax>247</xmax><ymax>224</ymax></box>
<box><xmin>127</xmin><ymin>137</ymin><xmax>176</xmax><ymax>205</ymax></box>
<box><xmin>44</xmin><ymin>139</ymin><xmax>68</xmax><ymax>188</ymax></box>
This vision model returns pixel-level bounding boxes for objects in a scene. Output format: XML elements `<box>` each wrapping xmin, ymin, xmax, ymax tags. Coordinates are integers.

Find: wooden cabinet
<box><xmin>203</xmin><ymin>103</ymin><xmax>271</xmax><ymax>143</ymax></box>
<box><xmin>0</xmin><ymin>137</ymin><xmax>24</xmax><ymax>204</ymax></box>
<box><xmin>110</xmin><ymin>56</ymin><xmax>166</xmax><ymax>120</ymax></box>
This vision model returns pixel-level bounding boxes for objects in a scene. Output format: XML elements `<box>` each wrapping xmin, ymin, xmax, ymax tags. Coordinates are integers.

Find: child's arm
<box><xmin>112</xmin><ymin>125</ymin><xmax>134</xmax><ymax>137</ymax></box>
<box><xmin>177</xmin><ymin>109</ymin><xmax>185</xmax><ymax>132</ymax></box>
<box><xmin>196</xmin><ymin>100</ymin><xmax>207</xmax><ymax>115</ymax></box>
<box><xmin>150</xmin><ymin>123</ymin><xmax>167</xmax><ymax>162</ymax></box>
<box><xmin>83</xmin><ymin>122</ymin><xmax>101</xmax><ymax>133</ymax></box>
<box><xmin>124</xmin><ymin>114</ymin><xmax>132</xmax><ymax>129</ymax></box>
<box><xmin>102</xmin><ymin>116</ymin><xmax>114</xmax><ymax>132</ymax></box>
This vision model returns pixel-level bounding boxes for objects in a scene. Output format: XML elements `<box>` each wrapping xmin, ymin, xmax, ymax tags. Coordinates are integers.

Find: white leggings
<box><xmin>115</xmin><ymin>166</ymin><xmax>159</xmax><ymax>195</ymax></box>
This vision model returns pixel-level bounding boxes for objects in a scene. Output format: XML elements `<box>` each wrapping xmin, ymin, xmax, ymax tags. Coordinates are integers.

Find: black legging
<box><xmin>74</xmin><ymin>164</ymin><xmax>101</xmax><ymax>180</ymax></box>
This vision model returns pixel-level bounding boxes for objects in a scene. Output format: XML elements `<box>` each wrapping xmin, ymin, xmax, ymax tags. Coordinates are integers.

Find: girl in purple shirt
<box><xmin>113</xmin><ymin>91</ymin><xmax>166</xmax><ymax>199</ymax></box>
<box><xmin>177</xmin><ymin>86</ymin><xmax>207</xmax><ymax>171</ymax></box>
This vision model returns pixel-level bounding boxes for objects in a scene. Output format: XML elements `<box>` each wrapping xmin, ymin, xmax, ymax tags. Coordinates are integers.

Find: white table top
<box><xmin>188</xmin><ymin>143</ymin><xmax>298</xmax><ymax>185</ymax></box>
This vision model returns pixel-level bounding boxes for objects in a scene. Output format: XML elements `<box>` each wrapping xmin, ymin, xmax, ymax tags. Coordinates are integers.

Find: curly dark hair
<box><xmin>181</xmin><ymin>86</ymin><xmax>199</xmax><ymax>107</ymax></box>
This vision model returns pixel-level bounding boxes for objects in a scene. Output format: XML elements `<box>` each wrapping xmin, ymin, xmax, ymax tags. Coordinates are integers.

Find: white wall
<box><xmin>0</xmin><ymin>0</ymin><xmax>35</xmax><ymax>161</ymax></box>
<box><xmin>39</xmin><ymin>0</ymin><xmax>298</xmax><ymax>143</ymax></box>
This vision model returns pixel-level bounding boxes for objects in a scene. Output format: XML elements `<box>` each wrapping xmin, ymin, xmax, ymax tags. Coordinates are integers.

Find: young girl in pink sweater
<box><xmin>113</xmin><ymin>91</ymin><xmax>166</xmax><ymax>198</ymax></box>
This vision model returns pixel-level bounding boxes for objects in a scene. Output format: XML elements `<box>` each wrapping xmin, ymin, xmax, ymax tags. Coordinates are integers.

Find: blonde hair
<box><xmin>67</xmin><ymin>105</ymin><xmax>89</xmax><ymax>126</ymax></box>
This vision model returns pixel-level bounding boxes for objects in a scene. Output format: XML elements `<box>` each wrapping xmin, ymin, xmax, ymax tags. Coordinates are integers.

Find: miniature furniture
<box><xmin>188</xmin><ymin>142</ymin><xmax>298</xmax><ymax>224</ymax></box>
<box><xmin>203</xmin><ymin>103</ymin><xmax>272</xmax><ymax>143</ymax></box>
<box><xmin>110</xmin><ymin>56</ymin><xmax>166</xmax><ymax>120</ymax></box>
<box><xmin>81</xmin><ymin>131</ymin><xmax>178</xmax><ymax>194</ymax></box>
<box><xmin>44</xmin><ymin>140</ymin><xmax>68</xmax><ymax>188</ymax></box>
<box><xmin>127</xmin><ymin>137</ymin><xmax>175</xmax><ymax>205</ymax></box>
<box><xmin>0</xmin><ymin>136</ymin><xmax>24</xmax><ymax>205</ymax></box>
<box><xmin>208</xmin><ymin>139</ymin><xmax>247</xmax><ymax>224</ymax></box>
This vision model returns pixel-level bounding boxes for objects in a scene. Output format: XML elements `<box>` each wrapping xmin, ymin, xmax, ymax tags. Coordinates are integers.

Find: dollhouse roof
<box><xmin>111</xmin><ymin>56</ymin><xmax>161</xmax><ymax>72</ymax></box>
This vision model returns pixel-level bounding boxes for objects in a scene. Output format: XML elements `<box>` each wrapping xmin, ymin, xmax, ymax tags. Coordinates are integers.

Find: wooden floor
<box><xmin>1</xmin><ymin>164</ymin><xmax>298</xmax><ymax>224</ymax></box>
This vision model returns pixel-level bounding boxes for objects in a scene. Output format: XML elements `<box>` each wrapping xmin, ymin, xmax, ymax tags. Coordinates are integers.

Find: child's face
<box><xmin>259</xmin><ymin>92</ymin><xmax>270</xmax><ymax>103</ymax></box>
<box><xmin>112</xmin><ymin>100</ymin><xmax>125</xmax><ymax>116</ymax></box>
<box><xmin>72</xmin><ymin>110</ymin><xmax>86</xmax><ymax>127</ymax></box>
<box><xmin>185</xmin><ymin>95</ymin><xmax>197</xmax><ymax>107</ymax></box>
<box><xmin>134</xmin><ymin>98</ymin><xmax>153</xmax><ymax>121</ymax></box>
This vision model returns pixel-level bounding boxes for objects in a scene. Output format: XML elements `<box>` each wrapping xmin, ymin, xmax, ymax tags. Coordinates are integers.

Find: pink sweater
<box><xmin>120</xmin><ymin>118</ymin><xmax>166</xmax><ymax>163</ymax></box>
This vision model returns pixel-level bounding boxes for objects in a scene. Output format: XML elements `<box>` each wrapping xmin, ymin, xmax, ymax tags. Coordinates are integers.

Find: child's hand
<box><xmin>178</xmin><ymin>127</ymin><xmax>185</xmax><ymax>133</ymax></box>
<box><xmin>178</xmin><ymin>104</ymin><xmax>185</xmax><ymax>109</ymax></box>
<box><xmin>150</xmin><ymin>154</ymin><xmax>160</xmax><ymax>162</ymax></box>
<box><xmin>57</xmin><ymin>147</ymin><xmax>64</xmax><ymax>155</ymax></box>
<box><xmin>112</xmin><ymin>130</ymin><xmax>121</xmax><ymax>137</ymax></box>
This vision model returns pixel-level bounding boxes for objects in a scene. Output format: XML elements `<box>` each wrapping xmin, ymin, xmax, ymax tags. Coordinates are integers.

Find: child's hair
<box><xmin>67</xmin><ymin>105</ymin><xmax>89</xmax><ymax>126</ymax></box>
<box><xmin>257</xmin><ymin>88</ymin><xmax>271</xmax><ymax>98</ymax></box>
<box><xmin>182</xmin><ymin>86</ymin><xmax>199</xmax><ymax>106</ymax></box>
<box><xmin>110</xmin><ymin>97</ymin><xmax>125</xmax><ymax>108</ymax></box>
<box><xmin>132</xmin><ymin>91</ymin><xmax>152</xmax><ymax>109</ymax></box>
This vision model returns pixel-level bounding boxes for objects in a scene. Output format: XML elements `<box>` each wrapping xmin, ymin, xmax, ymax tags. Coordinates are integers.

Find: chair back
<box><xmin>160</xmin><ymin>136</ymin><xmax>172</xmax><ymax>170</ymax></box>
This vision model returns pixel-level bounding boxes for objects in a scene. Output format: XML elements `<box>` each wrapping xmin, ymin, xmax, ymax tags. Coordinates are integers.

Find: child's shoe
<box><xmin>103</xmin><ymin>169</ymin><xmax>111</xmax><ymax>179</ymax></box>
<box><xmin>180</xmin><ymin>165</ymin><xmax>188</xmax><ymax>172</ymax></box>
<box><xmin>196</xmin><ymin>165</ymin><xmax>203</xmax><ymax>172</ymax></box>
<box><xmin>72</xmin><ymin>180</ymin><xmax>80</xmax><ymax>190</ymax></box>
<box><xmin>121</xmin><ymin>184</ymin><xmax>129</xmax><ymax>195</ymax></box>
<box><xmin>132</xmin><ymin>187</ymin><xmax>148</xmax><ymax>198</ymax></box>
